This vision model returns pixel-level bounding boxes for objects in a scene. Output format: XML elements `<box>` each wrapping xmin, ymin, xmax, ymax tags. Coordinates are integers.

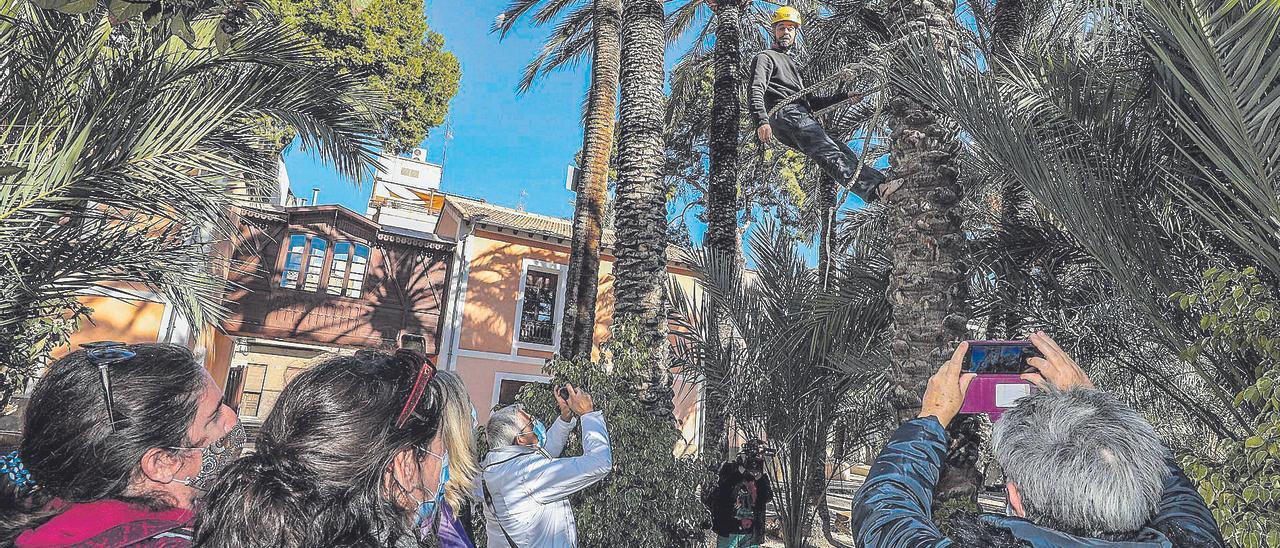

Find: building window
<box><xmin>518</xmin><ymin>269</ymin><xmax>558</xmax><ymax>345</ymax></box>
<box><xmin>347</xmin><ymin>244</ymin><xmax>370</xmax><ymax>297</ymax></box>
<box><xmin>233</xmin><ymin>362</ymin><xmax>301</xmax><ymax>419</ymax></box>
<box><xmin>400</xmin><ymin>167</ymin><xmax>421</xmax><ymax>178</ymax></box>
<box><xmin>497</xmin><ymin>378</ymin><xmax>547</xmax><ymax>406</ymax></box>
<box><xmin>326</xmin><ymin>242</ymin><xmax>351</xmax><ymax>295</ymax></box>
<box><xmin>280</xmin><ymin>234</ymin><xmax>307</xmax><ymax>288</ymax></box>
<box><xmin>281</xmin><ymin>234</ymin><xmax>331</xmax><ymax>291</ymax></box>
<box><xmin>302</xmin><ymin>237</ymin><xmax>327</xmax><ymax>291</ymax></box>
<box><xmin>325</xmin><ymin>242</ymin><xmax>371</xmax><ymax>298</ymax></box>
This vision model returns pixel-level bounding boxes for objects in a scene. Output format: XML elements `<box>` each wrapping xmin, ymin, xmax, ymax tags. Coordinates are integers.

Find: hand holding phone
<box><xmin>918</xmin><ymin>342</ymin><xmax>978</xmax><ymax>428</ymax></box>
<box><xmin>958</xmin><ymin>340</ymin><xmax>1041</xmax><ymax>417</ymax></box>
<box><xmin>554</xmin><ymin>385</ymin><xmax>572</xmax><ymax>421</ymax></box>
<box><xmin>1022</xmin><ymin>332</ymin><xmax>1094</xmax><ymax>390</ymax></box>
<box><xmin>962</xmin><ymin>340</ymin><xmax>1041</xmax><ymax>374</ymax></box>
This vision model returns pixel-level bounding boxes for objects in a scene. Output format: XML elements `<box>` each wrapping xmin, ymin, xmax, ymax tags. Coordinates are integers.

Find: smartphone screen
<box><xmin>964</xmin><ymin>341</ymin><xmax>1039</xmax><ymax>374</ymax></box>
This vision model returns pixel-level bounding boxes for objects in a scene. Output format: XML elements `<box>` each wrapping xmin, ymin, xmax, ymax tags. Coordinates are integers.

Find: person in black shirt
<box><xmin>751</xmin><ymin>7</ymin><xmax>898</xmax><ymax>203</ymax></box>
<box><xmin>703</xmin><ymin>439</ymin><xmax>774</xmax><ymax>548</ymax></box>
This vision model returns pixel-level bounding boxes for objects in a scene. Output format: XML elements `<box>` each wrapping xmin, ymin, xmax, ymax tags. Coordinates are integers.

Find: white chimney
<box><xmin>311</xmin><ymin>187</ymin><xmax>320</xmax><ymax>205</ymax></box>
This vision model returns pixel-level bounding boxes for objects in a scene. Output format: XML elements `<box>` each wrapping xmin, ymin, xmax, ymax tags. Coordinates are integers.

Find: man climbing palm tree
<box><xmin>751</xmin><ymin>6</ymin><xmax>898</xmax><ymax>202</ymax></box>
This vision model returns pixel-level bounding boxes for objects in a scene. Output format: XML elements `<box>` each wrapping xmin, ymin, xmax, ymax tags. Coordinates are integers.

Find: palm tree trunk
<box><xmin>704</xmin><ymin>1</ymin><xmax>743</xmax><ymax>259</ymax></box>
<box><xmin>615</xmin><ymin>0</ymin><xmax>672</xmax><ymax>416</ymax></box>
<box><xmin>700</xmin><ymin>0</ymin><xmax>745</xmax><ymax>456</ymax></box>
<box><xmin>884</xmin><ymin>0</ymin><xmax>968</xmax><ymax>421</ymax></box>
<box><xmin>561</xmin><ymin>0</ymin><xmax>622</xmax><ymax>360</ymax></box>
<box><xmin>883</xmin><ymin>0</ymin><xmax>976</xmax><ymax>506</ymax></box>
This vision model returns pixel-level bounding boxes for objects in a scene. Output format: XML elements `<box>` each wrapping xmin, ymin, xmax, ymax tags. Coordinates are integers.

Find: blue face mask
<box><xmin>531</xmin><ymin>419</ymin><xmax>548</xmax><ymax>448</ymax></box>
<box><xmin>415</xmin><ymin>452</ymin><xmax>450</xmax><ymax>527</ymax></box>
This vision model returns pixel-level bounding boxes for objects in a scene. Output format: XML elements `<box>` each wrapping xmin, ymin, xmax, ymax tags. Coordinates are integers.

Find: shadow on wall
<box><xmin>455</xmin><ymin>236</ymin><xmax>533</xmax><ymax>354</ymax></box>
<box><xmin>222</xmin><ymin>215</ymin><xmax>452</xmax><ymax>351</ymax></box>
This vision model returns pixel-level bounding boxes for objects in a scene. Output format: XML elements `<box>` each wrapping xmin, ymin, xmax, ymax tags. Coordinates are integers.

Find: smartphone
<box><xmin>959</xmin><ymin>340</ymin><xmax>1041</xmax><ymax>418</ymax></box>
<box><xmin>963</xmin><ymin>340</ymin><xmax>1040</xmax><ymax>375</ymax></box>
<box><xmin>558</xmin><ymin>386</ymin><xmax>571</xmax><ymax>401</ymax></box>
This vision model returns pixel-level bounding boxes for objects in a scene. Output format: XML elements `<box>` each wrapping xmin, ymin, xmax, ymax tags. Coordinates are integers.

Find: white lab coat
<box><xmin>479</xmin><ymin>411</ymin><xmax>612</xmax><ymax>547</ymax></box>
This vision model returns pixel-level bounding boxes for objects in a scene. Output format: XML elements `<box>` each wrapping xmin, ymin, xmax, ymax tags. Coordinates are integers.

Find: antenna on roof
<box><xmin>439</xmin><ymin>117</ymin><xmax>454</xmax><ymax>183</ymax></box>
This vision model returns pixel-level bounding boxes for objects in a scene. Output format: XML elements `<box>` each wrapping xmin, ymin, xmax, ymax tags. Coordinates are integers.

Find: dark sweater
<box><xmin>749</xmin><ymin>46</ymin><xmax>849</xmax><ymax>126</ymax></box>
<box><xmin>703</xmin><ymin>461</ymin><xmax>772</xmax><ymax>538</ymax></box>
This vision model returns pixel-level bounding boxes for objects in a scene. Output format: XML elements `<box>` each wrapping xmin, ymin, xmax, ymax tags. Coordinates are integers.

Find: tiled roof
<box><xmin>443</xmin><ymin>195</ymin><xmax>689</xmax><ymax>265</ymax></box>
<box><xmin>448</xmin><ymin>195</ymin><xmax>579</xmax><ymax>242</ymax></box>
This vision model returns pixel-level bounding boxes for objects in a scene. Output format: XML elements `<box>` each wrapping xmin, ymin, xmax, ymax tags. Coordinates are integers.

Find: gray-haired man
<box><xmin>851</xmin><ymin>332</ymin><xmax>1225</xmax><ymax>547</ymax></box>
<box><xmin>479</xmin><ymin>384</ymin><xmax>611</xmax><ymax>547</ymax></box>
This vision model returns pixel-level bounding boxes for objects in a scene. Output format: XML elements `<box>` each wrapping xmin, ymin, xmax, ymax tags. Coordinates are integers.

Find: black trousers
<box><xmin>770</xmin><ymin>103</ymin><xmax>887</xmax><ymax>201</ymax></box>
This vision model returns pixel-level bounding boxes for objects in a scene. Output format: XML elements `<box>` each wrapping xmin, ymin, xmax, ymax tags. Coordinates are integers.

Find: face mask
<box><xmin>415</xmin><ymin>452</ymin><xmax>451</xmax><ymax>528</ymax></box>
<box><xmin>531</xmin><ymin>419</ymin><xmax>547</xmax><ymax>448</ymax></box>
<box><xmin>173</xmin><ymin>421</ymin><xmax>247</xmax><ymax>491</ymax></box>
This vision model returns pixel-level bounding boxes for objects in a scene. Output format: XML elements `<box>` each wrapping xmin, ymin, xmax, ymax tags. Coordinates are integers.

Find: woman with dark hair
<box><xmin>195</xmin><ymin>349</ymin><xmax>466</xmax><ymax>547</ymax></box>
<box><xmin>0</xmin><ymin>343</ymin><xmax>244</xmax><ymax>547</ymax></box>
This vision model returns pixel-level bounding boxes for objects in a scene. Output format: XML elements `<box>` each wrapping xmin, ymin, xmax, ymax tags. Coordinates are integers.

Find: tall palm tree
<box><xmin>615</xmin><ymin>0</ymin><xmax>671</xmax><ymax>414</ymax></box>
<box><xmin>495</xmin><ymin>0</ymin><xmax>621</xmax><ymax>360</ymax></box>
<box><xmin>701</xmin><ymin>0</ymin><xmax>747</xmax><ymax>260</ymax></box>
<box><xmin>0</xmin><ymin>5</ymin><xmax>382</xmax><ymax>381</ymax></box>
<box><xmin>880</xmin><ymin>0</ymin><xmax>969</xmax><ymax>421</ymax></box>
<box><xmin>666</xmin><ymin>0</ymin><xmax>759</xmax><ymax>456</ymax></box>
<box><xmin>562</xmin><ymin>0</ymin><xmax>621</xmax><ymax>360</ymax></box>
<box><xmin>670</xmin><ymin>221</ymin><xmax>894</xmax><ymax>547</ymax></box>
<box><xmin>888</xmin><ymin>0</ymin><xmax>1280</xmax><ymax>451</ymax></box>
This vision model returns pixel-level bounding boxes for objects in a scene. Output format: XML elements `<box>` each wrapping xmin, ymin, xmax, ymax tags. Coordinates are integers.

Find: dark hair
<box><xmin>194</xmin><ymin>349</ymin><xmax>443</xmax><ymax>547</ymax></box>
<box><xmin>0</xmin><ymin>344</ymin><xmax>207</xmax><ymax>544</ymax></box>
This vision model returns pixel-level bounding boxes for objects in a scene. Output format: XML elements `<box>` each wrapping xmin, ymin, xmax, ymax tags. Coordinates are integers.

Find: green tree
<box><xmin>670</xmin><ymin>222</ymin><xmax>895</xmax><ymax>546</ymax></box>
<box><xmin>494</xmin><ymin>0</ymin><xmax>623</xmax><ymax>360</ymax></box>
<box><xmin>0</xmin><ymin>3</ymin><xmax>382</xmax><ymax>397</ymax></box>
<box><xmin>272</xmin><ymin>0</ymin><xmax>459</xmax><ymax>153</ymax></box>
<box><xmin>515</xmin><ymin>325</ymin><xmax>710</xmax><ymax>547</ymax></box>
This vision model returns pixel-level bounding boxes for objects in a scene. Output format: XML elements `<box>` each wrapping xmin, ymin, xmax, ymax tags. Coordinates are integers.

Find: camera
<box><xmin>737</xmin><ymin>439</ymin><xmax>775</xmax><ymax>477</ymax></box>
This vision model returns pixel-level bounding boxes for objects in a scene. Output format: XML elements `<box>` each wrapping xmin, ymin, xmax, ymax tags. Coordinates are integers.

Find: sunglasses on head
<box><xmin>394</xmin><ymin>350</ymin><xmax>437</xmax><ymax>430</ymax></box>
<box><xmin>80</xmin><ymin>341</ymin><xmax>136</xmax><ymax>433</ymax></box>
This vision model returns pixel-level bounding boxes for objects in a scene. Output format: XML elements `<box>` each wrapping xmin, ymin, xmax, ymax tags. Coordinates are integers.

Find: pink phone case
<box><xmin>959</xmin><ymin>374</ymin><xmax>1036</xmax><ymax>420</ymax></box>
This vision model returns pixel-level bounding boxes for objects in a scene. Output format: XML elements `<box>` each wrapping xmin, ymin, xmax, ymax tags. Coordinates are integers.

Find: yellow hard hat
<box><xmin>771</xmin><ymin>6</ymin><xmax>802</xmax><ymax>27</ymax></box>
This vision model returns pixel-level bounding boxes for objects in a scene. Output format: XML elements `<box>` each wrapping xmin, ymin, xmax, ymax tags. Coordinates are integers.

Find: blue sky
<box><xmin>284</xmin><ymin>0</ymin><xmax>601</xmax><ymax>219</ymax></box>
<box><xmin>282</xmin><ymin>1</ymin><xmax>894</xmax><ymax>251</ymax></box>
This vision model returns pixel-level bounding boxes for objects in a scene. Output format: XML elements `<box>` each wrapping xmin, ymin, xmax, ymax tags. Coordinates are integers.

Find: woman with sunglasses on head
<box><xmin>422</xmin><ymin>369</ymin><xmax>481</xmax><ymax>547</ymax></box>
<box><xmin>0</xmin><ymin>343</ymin><xmax>245</xmax><ymax>547</ymax></box>
<box><xmin>195</xmin><ymin>349</ymin><xmax>478</xmax><ymax>547</ymax></box>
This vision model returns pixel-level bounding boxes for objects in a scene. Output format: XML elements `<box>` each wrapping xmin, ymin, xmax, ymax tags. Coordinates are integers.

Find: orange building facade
<box><xmin>54</xmin><ymin>152</ymin><xmax>705</xmax><ymax>451</ymax></box>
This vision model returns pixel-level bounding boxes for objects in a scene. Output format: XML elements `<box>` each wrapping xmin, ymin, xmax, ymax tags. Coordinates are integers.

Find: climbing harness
<box><xmin>763</xmin><ymin>34</ymin><xmax>910</xmax><ymax>121</ymax></box>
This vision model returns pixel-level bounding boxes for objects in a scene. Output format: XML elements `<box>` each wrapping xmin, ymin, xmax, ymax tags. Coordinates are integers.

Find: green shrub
<box><xmin>1174</xmin><ymin>267</ymin><xmax>1280</xmax><ymax>547</ymax></box>
<box><xmin>512</xmin><ymin>326</ymin><xmax>712</xmax><ymax>548</ymax></box>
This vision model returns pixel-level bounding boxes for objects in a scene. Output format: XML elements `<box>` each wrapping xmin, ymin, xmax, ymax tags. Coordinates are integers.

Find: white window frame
<box><xmin>491</xmin><ymin>371</ymin><xmax>552</xmax><ymax>410</ymax></box>
<box><xmin>511</xmin><ymin>258</ymin><xmax>568</xmax><ymax>354</ymax></box>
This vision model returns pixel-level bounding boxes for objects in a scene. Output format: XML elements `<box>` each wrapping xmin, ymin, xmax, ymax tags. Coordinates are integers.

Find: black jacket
<box><xmin>749</xmin><ymin>47</ymin><xmax>849</xmax><ymax>126</ymax></box>
<box><xmin>850</xmin><ymin>417</ymin><xmax>1227</xmax><ymax>548</ymax></box>
<box><xmin>703</xmin><ymin>461</ymin><xmax>772</xmax><ymax>538</ymax></box>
